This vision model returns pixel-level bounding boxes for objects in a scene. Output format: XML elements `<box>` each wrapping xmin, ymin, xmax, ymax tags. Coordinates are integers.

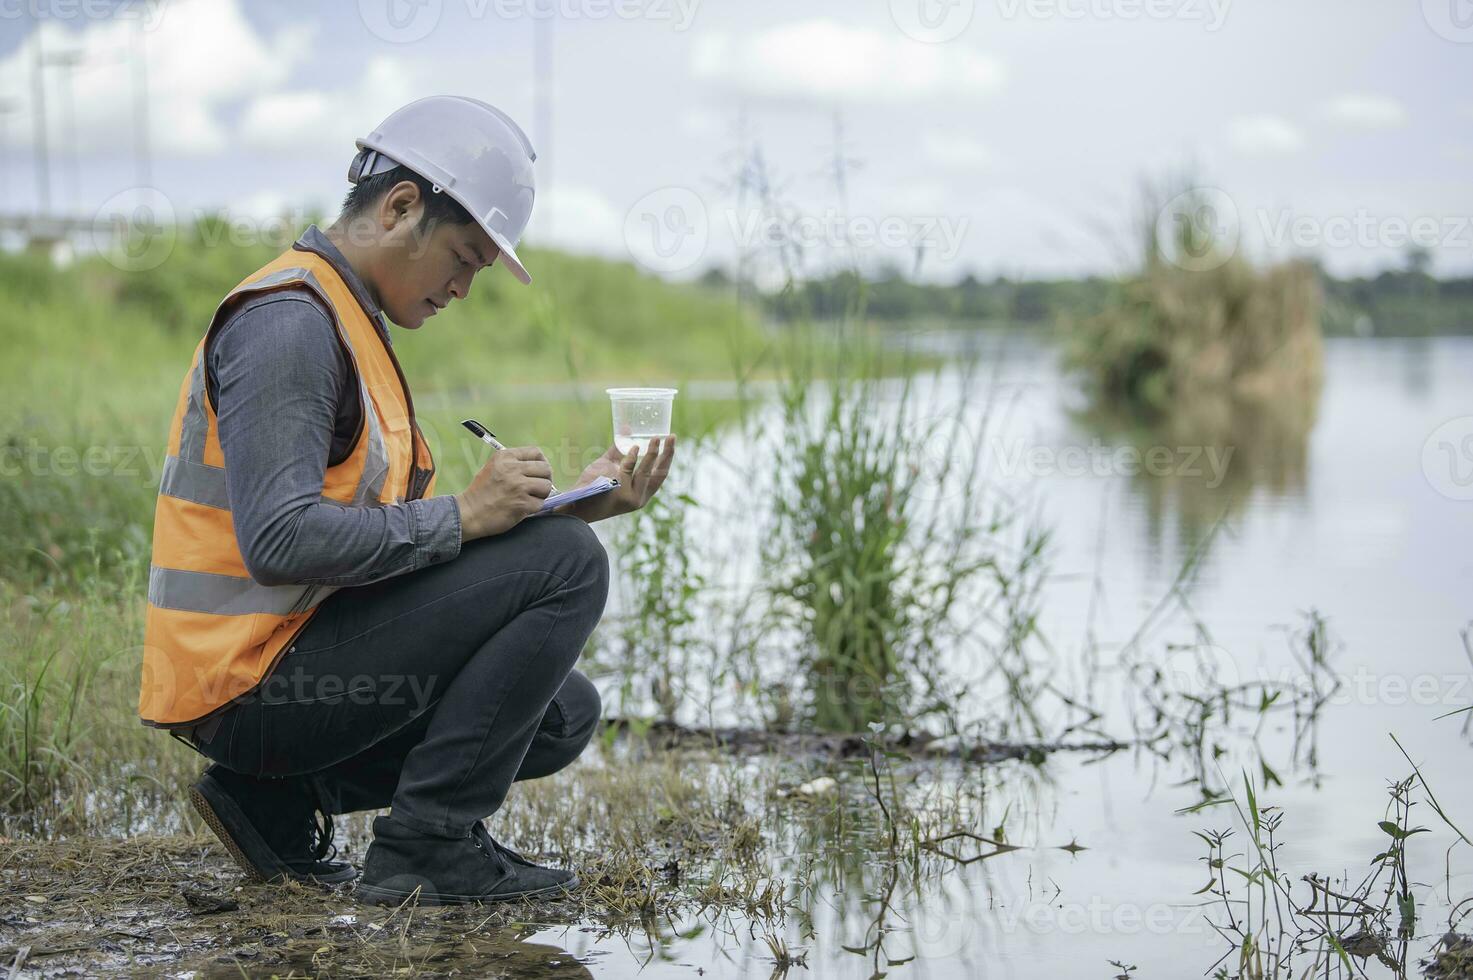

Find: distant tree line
<box><xmin>699</xmin><ymin>255</ymin><xmax>1473</xmax><ymax>337</ymax></box>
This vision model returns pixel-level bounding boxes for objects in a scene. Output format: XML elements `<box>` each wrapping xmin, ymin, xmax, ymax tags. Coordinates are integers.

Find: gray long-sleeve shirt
<box><xmin>205</xmin><ymin>225</ymin><xmax>461</xmax><ymax>588</ymax></box>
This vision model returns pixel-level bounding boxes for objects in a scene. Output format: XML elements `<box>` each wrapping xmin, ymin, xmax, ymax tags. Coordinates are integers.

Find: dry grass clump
<box><xmin>1066</xmin><ymin>183</ymin><xmax>1324</xmax><ymax>416</ymax></box>
<box><xmin>1425</xmin><ymin>932</ymin><xmax>1473</xmax><ymax>980</ymax></box>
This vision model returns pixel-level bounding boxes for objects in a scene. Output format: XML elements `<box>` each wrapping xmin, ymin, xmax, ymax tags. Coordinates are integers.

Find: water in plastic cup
<box><xmin>607</xmin><ymin>387</ymin><xmax>677</xmax><ymax>455</ymax></box>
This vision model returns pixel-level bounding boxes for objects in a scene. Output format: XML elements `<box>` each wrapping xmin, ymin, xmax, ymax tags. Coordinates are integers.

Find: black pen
<box><xmin>461</xmin><ymin>419</ymin><xmax>558</xmax><ymax>492</ymax></box>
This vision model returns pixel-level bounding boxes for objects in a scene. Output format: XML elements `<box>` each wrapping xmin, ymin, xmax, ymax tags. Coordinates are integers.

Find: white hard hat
<box><xmin>350</xmin><ymin>95</ymin><xmax>537</xmax><ymax>284</ymax></box>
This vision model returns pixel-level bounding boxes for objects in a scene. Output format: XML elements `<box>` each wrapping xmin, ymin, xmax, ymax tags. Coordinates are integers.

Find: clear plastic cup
<box><xmin>606</xmin><ymin>387</ymin><xmax>677</xmax><ymax>455</ymax></box>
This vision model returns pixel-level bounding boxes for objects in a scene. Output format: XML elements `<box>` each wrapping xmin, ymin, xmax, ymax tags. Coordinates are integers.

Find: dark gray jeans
<box><xmin>193</xmin><ymin>513</ymin><xmax>610</xmax><ymax>838</ymax></box>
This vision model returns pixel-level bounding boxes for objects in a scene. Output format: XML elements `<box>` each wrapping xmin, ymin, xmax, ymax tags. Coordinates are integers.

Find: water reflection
<box><xmin>388</xmin><ymin>333</ymin><xmax>1470</xmax><ymax>977</ymax></box>
<box><xmin>1070</xmin><ymin>384</ymin><xmax>1321</xmax><ymax>549</ymax></box>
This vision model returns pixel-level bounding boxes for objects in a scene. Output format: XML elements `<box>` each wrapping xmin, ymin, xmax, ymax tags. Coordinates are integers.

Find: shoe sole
<box><xmin>354</xmin><ymin>875</ymin><xmax>580</xmax><ymax>907</ymax></box>
<box><xmin>190</xmin><ymin>777</ymin><xmax>357</xmax><ymax>887</ymax></box>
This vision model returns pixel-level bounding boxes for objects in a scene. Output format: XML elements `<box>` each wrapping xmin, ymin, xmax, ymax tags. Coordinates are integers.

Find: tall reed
<box><xmin>761</xmin><ymin>330</ymin><xmax>1010</xmax><ymax>733</ymax></box>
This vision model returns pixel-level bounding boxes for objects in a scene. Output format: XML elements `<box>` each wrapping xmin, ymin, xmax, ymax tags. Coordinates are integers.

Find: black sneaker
<box><xmin>355</xmin><ymin>815</ymin><xmax>578</xmax><ymax>905</ymax></box>
<box><xmin>190</xmin><ymin>765</ymin><xmax>356</xmax><ymax>885</ymax></box>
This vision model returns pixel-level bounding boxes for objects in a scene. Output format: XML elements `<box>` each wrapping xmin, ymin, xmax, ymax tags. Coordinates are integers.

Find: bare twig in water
<box><xmin>919</xmin><ymin>830</ymin><xmax>1021</xmax><ymax>865</ymax></box>
<box><xmin>600</xmin><ymin>717</ymin><xmax>1128</xmax><ymax>763</ymax></box>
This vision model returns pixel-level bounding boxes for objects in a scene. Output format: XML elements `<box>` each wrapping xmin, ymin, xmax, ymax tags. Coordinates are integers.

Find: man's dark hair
<box><xmin>338</xmin><ymin>165</ymin><xmax>475</xmax><ymax>230</ymax></box>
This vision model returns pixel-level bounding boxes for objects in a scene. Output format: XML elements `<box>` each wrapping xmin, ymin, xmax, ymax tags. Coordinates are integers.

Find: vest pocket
<box><xmin>368</xmin><ymin>382</ymin><xmax>411</xmax><ymax>433</ymax></box>
<box><xmin>367</xmin><ymin>381</ymin><xmax>412</xmax><ymax>500</ymax></box>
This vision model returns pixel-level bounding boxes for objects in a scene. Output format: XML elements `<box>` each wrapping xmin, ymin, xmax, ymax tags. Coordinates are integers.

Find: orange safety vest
<box><xmin>139</xmin><ymin>245</ymin><xmax>437</xmax><ymax>727</ymax></box>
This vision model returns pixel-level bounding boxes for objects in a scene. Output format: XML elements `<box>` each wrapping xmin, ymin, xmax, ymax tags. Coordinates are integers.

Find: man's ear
<box><xmin>380</xmin><ymin>180</ymin><xmax>423</xmax><ymax>231</ymax></box>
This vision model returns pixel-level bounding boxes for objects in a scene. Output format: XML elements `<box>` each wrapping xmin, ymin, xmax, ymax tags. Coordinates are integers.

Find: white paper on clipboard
<box><xmin>538</xmin><ymin>476</ymin><xmax>619</xmax><ymax>513</ymax></box>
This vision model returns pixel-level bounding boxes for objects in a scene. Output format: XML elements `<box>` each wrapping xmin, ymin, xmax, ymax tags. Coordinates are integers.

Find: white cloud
<box><xmin>237</xmin><ymin>91</ymin><xmax>334</xmax><ymax>151</ymax></box>
<box><xmin>922</xmin><ymin>132</ymin><xmax>993</xmax><ymax>170</ymax></box>
<box><xmin>1227</xmin><ymin>115</ymin><xmax>1304</xmax><ymax>155</ymax></box>
<box><xmin>889</xmin><ymin>184</ymin><xmax>948</xmax><ymax>214</ymax></box>
<box><xmin>0</xmin><ymin>0</ymin><xmax>310</xmax><ymax>157</ymax></box>
<box><xmin>679</xmin><ymin>108</ymin><xmax>724</xmax><ymax>141</ymax></box>
<box><xmin>525</xmin><ymin>183</ymin><xmax>624</xmax><ymax>256</ymax></box>
<box><xmin>237</xmin><ymin>57</ymin><xmax>417</xmax><ymax>155</ymax></box>
<box><xmin>692</xmin><ymin>20</ymin><xmax>1005</xmax><ymax>104</ymax></box>
<box><xmin>232</xmin><ymin>189</ymin><xmax>294</xmax><ymax>220</ymax></box>
<box><xmin>1323</xmin><ymin>94</ymin><xmax>1407</xmax><ymax>129</ymax></box>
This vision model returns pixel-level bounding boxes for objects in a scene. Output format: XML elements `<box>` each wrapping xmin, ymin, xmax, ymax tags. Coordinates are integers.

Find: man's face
<box><xmin>377</xmin><ymin>198</ymin><xmax>501</xmax><ymax>329</ymax></box>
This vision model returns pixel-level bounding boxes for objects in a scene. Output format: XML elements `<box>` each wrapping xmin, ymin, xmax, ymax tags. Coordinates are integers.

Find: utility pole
<box><xmin>533</xmin><ymin>4</ymin><xmax>553</xmax><ymax>241</ymax></box>
<box><xmin>30</xmin><ymin>14</ymin><xmax>52</xmax><ymax>215</ymax></box>
<box><xmin>132</xmin><ymin>14</ymin><xmax>152</xmax><ymax>188</ymax></box>
<box><xmin>0</xmin><ymin>99</ymin><xmax>18</xmax><ymax>214</ymax></box>
<box><xmin>43</xmin><ymin>50</ymin><xmax>84</xmax><ymax>213</ymax></box>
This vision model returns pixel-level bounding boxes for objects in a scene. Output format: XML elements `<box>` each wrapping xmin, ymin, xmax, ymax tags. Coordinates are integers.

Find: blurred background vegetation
<box><xmin>2</xmin><ymin>180</ymin><xmax>1469</xmax><ymax>830</ymax></box>
<box><xmin>730</xmin><ymin>248</ymin><xmax>1472</xmax><ymax>337</ymax></box>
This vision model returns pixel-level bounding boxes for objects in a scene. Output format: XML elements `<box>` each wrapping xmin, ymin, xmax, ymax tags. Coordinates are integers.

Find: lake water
<box><xmin>541</xmin><ymin>332</ymin><xmax>1473</xmax><ymax>977</ymax></box>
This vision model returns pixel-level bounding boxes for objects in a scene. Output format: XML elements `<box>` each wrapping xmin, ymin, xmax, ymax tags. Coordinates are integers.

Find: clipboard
<box><xmin>539</xmin><ymin>476</ymin><xmax>619</xmax><ymax>513</ymax></box>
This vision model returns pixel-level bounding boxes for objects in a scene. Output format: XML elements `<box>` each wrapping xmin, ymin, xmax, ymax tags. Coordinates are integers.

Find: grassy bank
<box><xmin>0</xmin><ymin>223</ymin><xmax>772</xmax><ymax>588</ymax></box>
<box><xmin>0</xmin><ymin>224</ymin><xmax>774</xmax><ymax>426</ymax></box>
<box><xmin>5</xmin><ymin>215</ymin><xmax>1471</xmax><ymax>980</ymax></box>
<box><xmin>0</xmin><ymin>228</ymin><xmax>970</xmax><ymax>826</ymax></box>
<box><xmin>0</xmin><ymin>225</ymin><xmax>777</xmax><ymax>824</ymax></box>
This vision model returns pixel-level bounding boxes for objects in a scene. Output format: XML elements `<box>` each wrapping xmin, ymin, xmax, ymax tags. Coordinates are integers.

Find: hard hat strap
<box><xmin>347</xmin><ymin>147</ymin><xmax>404</xmax><ymax>185</ymax></box>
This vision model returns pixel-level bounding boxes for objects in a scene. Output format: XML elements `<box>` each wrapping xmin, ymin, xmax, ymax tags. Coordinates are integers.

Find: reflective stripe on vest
<box><xmin>139</xmin><ymin>248</ymin><xmax>435</xmax><ymax>727</ymax></box>
<box><xmin>148</xmin><ymin>566</ymin><xmax>332</xmax><ymax>618</ymax></box>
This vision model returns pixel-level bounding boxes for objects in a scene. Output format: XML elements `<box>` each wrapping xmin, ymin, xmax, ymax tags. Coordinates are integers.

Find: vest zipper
<box><xmin>293</xmin><ymin>239</ymin><xmax>434</xmax><ymax>502</ymax></box>
<box><xmin>372</xmin><ymin>313</ymin><xmax>434</xmax><ymax>502</ymax></box>
<box><xmin>371</xmin><ymin>321</ymin><xmax>433</xmax><ymax>501</ymax></box>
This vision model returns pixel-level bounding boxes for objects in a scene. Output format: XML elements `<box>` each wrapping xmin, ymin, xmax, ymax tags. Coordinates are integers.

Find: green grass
<box><xmin>0</xmin><ymin>215</ymin><xmax>959</xmax><ymax>825</ymax></box>
<box><xmin>2</xmin><ymin>224</ymin><xmax>773</xmax><ymax>417</ymax></box>
<box><xmin>0</xmin><ymin>221</ymin><xmax>772</xmax><ymax>587</ymax></box>
<box><xmin>758</xmin><ymin>330</ymin><xmax>1031</xmax><ymax>733</ymax></box>
<box><xmin>0</xmin><ymin>223</ymin><xmax>777</xmax><ymax>821</ymax></box>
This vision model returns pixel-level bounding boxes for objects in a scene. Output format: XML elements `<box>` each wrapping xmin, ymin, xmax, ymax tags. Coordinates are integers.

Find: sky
<box><xmin>0</xmin><ymin>0</ymin><xmax>1469</xmax><ymax>283</ymax></box>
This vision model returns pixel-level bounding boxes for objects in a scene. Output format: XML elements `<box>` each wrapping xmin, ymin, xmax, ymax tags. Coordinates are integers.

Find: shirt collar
<box><xmin>292</xmin><ymin>224</ymin><xmax>393</xmax><ymax>346</ymax></box>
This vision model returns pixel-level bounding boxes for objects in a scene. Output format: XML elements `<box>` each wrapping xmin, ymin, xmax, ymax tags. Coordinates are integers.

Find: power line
<box><xmin>533</xmin><ymin>6</ymin><xmax>553</xmax><ymax>242</ymax></box>
<box><xmin>132</xmin><ymin>14</ymin><xmax>151</xmax><ymax>188</ymax></box>
<box><xmin>42</xmin><ymin>49</ymin><xmax>84</xmax><ymax>211</ymax></box>
<box><xmin>29</xmin><ymin>12</ymin><xmax>51</xmax><ymax>215</ymax></box>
